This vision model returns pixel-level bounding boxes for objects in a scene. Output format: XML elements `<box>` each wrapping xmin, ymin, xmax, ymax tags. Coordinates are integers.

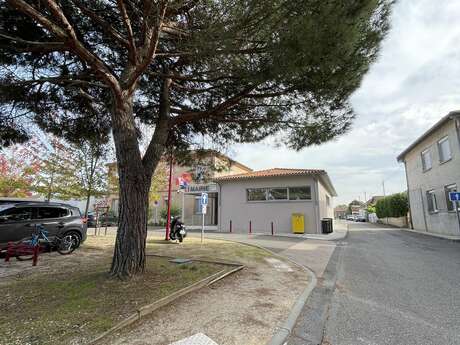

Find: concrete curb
<box><xmin>206</xmin><ymin>235</ymin><xmax>318</xmax><ymax>345</ymax></box>
<box><xmin>246</xmin><ymin>231</ymin><xmax>347</xmax><ymax>242</ymax></box>
<box><xmin>86</xmin><ymin>257</ymin><xmax>244</xmax><ymax>345</ymax></box>
<box><xmin>266</xmin><ymin>272</ymin><xmax>317</xmax><ymax>345</ymax></box>
<box><xmin>149</xmin><ymin>227</ymin><xmax>349</xmax><ymax>241</ymax></box>
<box><xmin>399</xmin><ymin>228</ymin><xmax>460</xmax><ymax>242</ymax></box>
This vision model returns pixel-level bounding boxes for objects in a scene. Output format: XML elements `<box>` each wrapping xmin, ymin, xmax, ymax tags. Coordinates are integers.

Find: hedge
<box><xmin>375</xmin><ymin>192</ymin><xmax>408</xmax><ymax>218</ymax></box>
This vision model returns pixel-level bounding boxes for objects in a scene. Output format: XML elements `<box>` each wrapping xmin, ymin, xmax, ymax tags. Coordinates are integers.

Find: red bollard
<box><xmin>249</xmin><ymin>220</ymin><xmax>252</xmax><ymax>234</ymax></box>
<box><xmin>271</xmin><ymin>222</ymin><xmax>274</xmax><ymax>236</ymax></box>
<box><xmin>5</xmin><ymin>242</ymin><xmax>13</xmax><ymax>262</ymax></box>
<box><xmin>230</xmin><ymin>220</ymin><xmax>232</xmax><ymax>233</ymax></box>
<box><xmin>32</xmin><ymin>245</ymin><xmax>39</xmax><ymax>266</ymax></box>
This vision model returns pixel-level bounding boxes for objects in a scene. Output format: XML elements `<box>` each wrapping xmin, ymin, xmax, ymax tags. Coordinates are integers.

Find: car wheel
<box><xmin>62</xmin><ymin>231</ymin><xmax>82</xmax><ymax>249</ymax></box>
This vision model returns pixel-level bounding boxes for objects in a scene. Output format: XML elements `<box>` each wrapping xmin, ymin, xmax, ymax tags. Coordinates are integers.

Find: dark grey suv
<box><xmin>0</xmin><ymin>202</ymin><xmax>87</xmax><ymax>250</ymax></box>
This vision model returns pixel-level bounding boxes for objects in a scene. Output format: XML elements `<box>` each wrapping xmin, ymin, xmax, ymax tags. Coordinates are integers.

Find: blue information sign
<box><xmin>449</xmin><ymin>192</ymin><xmax>460</xmax><ymax>202</ymax></box>
<box><xmin>200</xmin><ymin>192</ymin><xmax>208</xmax><ymax>206</ymax></box>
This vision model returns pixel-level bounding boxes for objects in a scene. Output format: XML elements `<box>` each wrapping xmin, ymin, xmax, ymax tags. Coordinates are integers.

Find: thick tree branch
<box><xmin>142</xmin><ymin>76</ymin><xmax>171</xmax><ymax>174</ymax></box>
<box><xmin>7</xmin><ymin>0</ymin><xmax>66</xmax><ymax>37</ymax></box>
<box><xmin>70</xmin><ymin>0</ymin><xmax>129</xmax><ymax>48</ymax></box>
<box><xmin>149</xmin><ymin>70</ymin><xmax>238</xmax><ymax>83</ymax></box>
<box><xmin>125</xmin><ymin>0</ymin><xmax>168</xmax><ymax>91</ymax></box>
<box><xmin>12</xmin><ymin>76</ymin><xmax>108</xmax><ymax>88</ymax></box>
<box><xmin>117</xmin><ymin>0</ymin><xmax>137</xmax><ymax>63</ymax></box>
<box><xmin>0</xmin><ymin>33</ymin><xmax>66</xmax><ymax>52</ymax></box>
<box><xmin>171</xmin><ymin>85</ymin><xmax>258</xmax><ymax>125</ymax></box>
<box><xmin>8</xmin><ymin>0</ymin><xmax>122</xmax><ymax>99</ymax></box>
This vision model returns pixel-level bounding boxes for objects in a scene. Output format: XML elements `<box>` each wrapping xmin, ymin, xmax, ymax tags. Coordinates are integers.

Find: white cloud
<box><xmin>230</xmin><ymin>0</ymin><xmax>460</xmax><ymax>205</ymax></box>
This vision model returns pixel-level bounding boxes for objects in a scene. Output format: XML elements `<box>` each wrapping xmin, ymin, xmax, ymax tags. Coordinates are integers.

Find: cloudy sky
<box><xmin>229</xmin><ymin>0</ymin><xmax>460</xmax><ymax>205</ymax></box>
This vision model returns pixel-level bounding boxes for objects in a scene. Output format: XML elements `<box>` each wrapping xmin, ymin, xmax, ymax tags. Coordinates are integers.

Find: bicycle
<box><xmin>15</xmin><ymin>224</ymin><xmax>78</xmax><ymax>261</ymax></box>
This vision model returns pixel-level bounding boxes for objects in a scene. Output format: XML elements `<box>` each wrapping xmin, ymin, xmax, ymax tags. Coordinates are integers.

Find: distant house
<box><xmin>397</xmin><ymin>111</ymin><xmax>460</xmax><ymax>236</ymax></box>
<box><xmin>334</xmin><ymin>205</ymin><xmax>348</xmax><ymax>219</ymax></box>
<box><xmin>350</xmin><ymin>204</ymin><xmax>363</xmax><ymax>216</ymax></box>
<box><xmin>366</xmin><ymin>196</ymin><xmax>384</xmax><ymax>206</ymax></box>
<box><xmin>107</xmin><ymin>151</ymin><xmax>252</xmax><ymax>227</ymax></box>
<box><xmin>365</xmin><ymin>195</ymin><xmax>383</xmax><ymax>223</ymax></box>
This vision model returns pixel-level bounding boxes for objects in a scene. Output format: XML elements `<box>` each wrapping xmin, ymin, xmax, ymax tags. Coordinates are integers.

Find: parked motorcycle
<box><xmin>169</xmin><ymin>216</ymin><xmax>187</xmax><ymax>243</ymax></box>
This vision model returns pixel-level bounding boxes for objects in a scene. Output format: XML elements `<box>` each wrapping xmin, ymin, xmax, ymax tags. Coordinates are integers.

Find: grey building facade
<box><xmin>215</xmin><ymin>168</ymin><xmax>336</xmax><ymax>234</ymax></box>
<box><xmin>397</xmin><ymin>111</ymin><xmax>460</xmax><ymax>236</ymax></box>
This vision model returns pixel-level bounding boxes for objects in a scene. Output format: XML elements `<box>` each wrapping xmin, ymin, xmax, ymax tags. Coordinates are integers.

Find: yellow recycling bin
<box><xmin>291</xmin><ymin>213</ymin><xmax>305</xmax><ymax>234</ymax></box>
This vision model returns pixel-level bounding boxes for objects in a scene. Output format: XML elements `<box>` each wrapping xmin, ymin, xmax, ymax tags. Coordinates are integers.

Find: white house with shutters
<box><xmin>397</xmin><ymin>111</ymin><xmax>460</xmax><ymax>236</ymax></box>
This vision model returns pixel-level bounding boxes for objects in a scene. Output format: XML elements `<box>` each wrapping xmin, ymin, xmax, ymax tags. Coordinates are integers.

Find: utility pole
<box><xmin>382</xmin><ymin>180</ymin><xmax>388</xmax><ymax>224</ymax></box>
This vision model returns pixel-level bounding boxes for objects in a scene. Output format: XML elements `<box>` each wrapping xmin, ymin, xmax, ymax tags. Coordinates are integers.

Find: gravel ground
<box><xmin>100</xmin><ymin>250</ymin><xmax>309</xmax><ymax>345</ymax></box>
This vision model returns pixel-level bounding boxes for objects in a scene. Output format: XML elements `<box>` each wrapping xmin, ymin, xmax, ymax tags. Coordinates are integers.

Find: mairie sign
<box><xmin>449</xmin><ymin>192</ymin><xmax>460</xmax><ymax>202</ymax></box>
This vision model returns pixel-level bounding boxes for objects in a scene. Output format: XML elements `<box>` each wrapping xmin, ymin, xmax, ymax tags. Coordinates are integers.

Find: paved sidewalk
<box><xmin>247</xmin><ymin>226</ymin><xmax>347</xmax><ymax>242</ymax></box>
<box><xmin>193</xmin><ymin>232</ymin><xmax>337</xmax><ymax>280</ymax></box>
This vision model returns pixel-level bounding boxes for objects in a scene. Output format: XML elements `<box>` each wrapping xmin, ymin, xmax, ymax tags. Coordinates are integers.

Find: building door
<box><xmin>190</xmin><ymin>193</ymin><xmax>218</xmax><ymax>226</ymax></box>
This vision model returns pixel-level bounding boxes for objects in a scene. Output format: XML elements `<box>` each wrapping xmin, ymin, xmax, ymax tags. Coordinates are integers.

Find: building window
<box><xmin>326</xmin><ymin>195</ymin><xmax>331</xmax><ymax>207</ymax></box>
<box><xmin>268</xmin><ymin>188</ymin><xmax>288</xmax><ymax>200</ymax></box>
<box><xmin>289</xmin><ymin>186</ymin><xmax>312</xmax><ymax>200</ymax></box>
<box><xmin>247</xmin><ymin>188</ymin><xmax>267</xmax><ymax>201</ymax></box>
<box><xmin>438</xmin><ymin>137</ymin><xmax>452</xmax><ymax>163</ymax></box>
<box><xmin>247</xmin><ymin>186</ymin><xmax>313</xmax><ymax>202</ymax></box>
<box><xmin>445</xmin><ymin>184</ymin><xmax>458</xmax><ymax>212</ymax></box>
<box><xmin>426</xmin><ymin>190</ymin><xmax>438</xmax><ymax>212</ymax></box>
<box><xmin>194</xmin><ymin>197</ymin><xmax>199</xmax><ymax>214</ymax></box>
<box><xmin>421</xmin><ymin>149</ymin><xmax>432</xmax><ymax>171</ymax></box>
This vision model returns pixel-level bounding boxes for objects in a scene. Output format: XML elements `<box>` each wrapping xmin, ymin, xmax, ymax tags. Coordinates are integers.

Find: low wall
<box><xmin>380</xmin><ymin>216</ymin><xmax>408</xmax><ymax>228</ymax></box>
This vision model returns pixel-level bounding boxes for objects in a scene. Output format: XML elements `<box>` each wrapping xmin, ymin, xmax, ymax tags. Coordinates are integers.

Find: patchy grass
<box><xmin>0</xmin><ymin>234</ymin><xmax>273</xmax><ymax>345</ymax></box>
<box><xmin>146</xmin><ymin>235</ymin><xmax>269</xmax><ymax>265</ymax></box>
<box><xmin>0</xmin><ymin>236</ymin><xmax>228</xmax><ymax>345</ymax></box>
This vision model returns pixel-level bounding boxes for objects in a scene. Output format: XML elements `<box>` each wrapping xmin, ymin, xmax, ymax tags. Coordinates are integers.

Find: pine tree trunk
<box><xmin>109</xmin><ymin>94</ymin><xmax>152</xmax><ymax>278</ymax></box>
<box><xmin>109</xmin><ymin>78</ymin><xmax>170</xmax><ymax>279</ymax></box>
<box><xmin>110</xmin><ymin>169</ymin><xmax>150</xmax><ymax>278</ymax></box>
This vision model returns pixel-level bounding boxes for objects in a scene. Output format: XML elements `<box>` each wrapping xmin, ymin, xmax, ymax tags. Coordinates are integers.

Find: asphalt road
<box><xmin>292</xmin><ymin>222</ymin><xmax>460</xmax><ymax>345</ymax></box>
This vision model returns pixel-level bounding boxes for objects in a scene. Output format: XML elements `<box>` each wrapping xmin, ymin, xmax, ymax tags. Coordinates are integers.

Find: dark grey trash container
<box><xmin>321</xmin><ymin>218</ymin><xmax>333</xmax><ymax>234</ymax></box>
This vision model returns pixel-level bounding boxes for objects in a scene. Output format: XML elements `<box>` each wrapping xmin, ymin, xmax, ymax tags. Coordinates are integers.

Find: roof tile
<box><xmin>213</xmin><ymin>168</ymin><xmax>325</xmax><ymax>181</ymax></box>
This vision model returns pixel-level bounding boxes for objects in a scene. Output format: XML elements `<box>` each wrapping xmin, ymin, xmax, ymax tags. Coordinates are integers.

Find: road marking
<box><xmin>169</xmin><ymin>333</ymin><xmax>219</xmax><ymax>345</ymax></box>
<box><xmin>264</xmin><ymin>257</ymin><xmax>294</xmax><ymax>272</ymax></box>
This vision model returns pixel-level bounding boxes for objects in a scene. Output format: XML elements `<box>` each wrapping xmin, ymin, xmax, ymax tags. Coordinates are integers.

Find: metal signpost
<box><xmin>200</xmin><ymin>192</ymin><xmax>208</xmax><ymax>243</ymax></box>
<box><xmin>449</xmin><ymin>192</ymin><xmax>460</xmax><ymax>233</ymax></box>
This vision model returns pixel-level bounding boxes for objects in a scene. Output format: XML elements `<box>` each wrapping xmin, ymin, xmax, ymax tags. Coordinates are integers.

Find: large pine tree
<box><xmin>0</xmin><ymin>0</ymin><xmax>393</xmax><ymax>278</ymax></box>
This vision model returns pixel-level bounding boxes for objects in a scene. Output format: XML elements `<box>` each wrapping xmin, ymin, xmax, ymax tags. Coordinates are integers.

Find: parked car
<box><xmin>355</xmin><ymin>216</ymin><xmax>366</xmax><ymax>222</ymax></box>
<box><xmin>86</xmin><ymin>212</ymin><xmax>97</xmax><ymax>228</ymax></box>
<box><xmin>346</xmin><ymin>215</ymin><xmax>355</xmax><ymax>221</ymax></box>
<box><xmin>0</xmin><ymin>202</ymin><xmax>87</xmax><ymax>250</ymax></box>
